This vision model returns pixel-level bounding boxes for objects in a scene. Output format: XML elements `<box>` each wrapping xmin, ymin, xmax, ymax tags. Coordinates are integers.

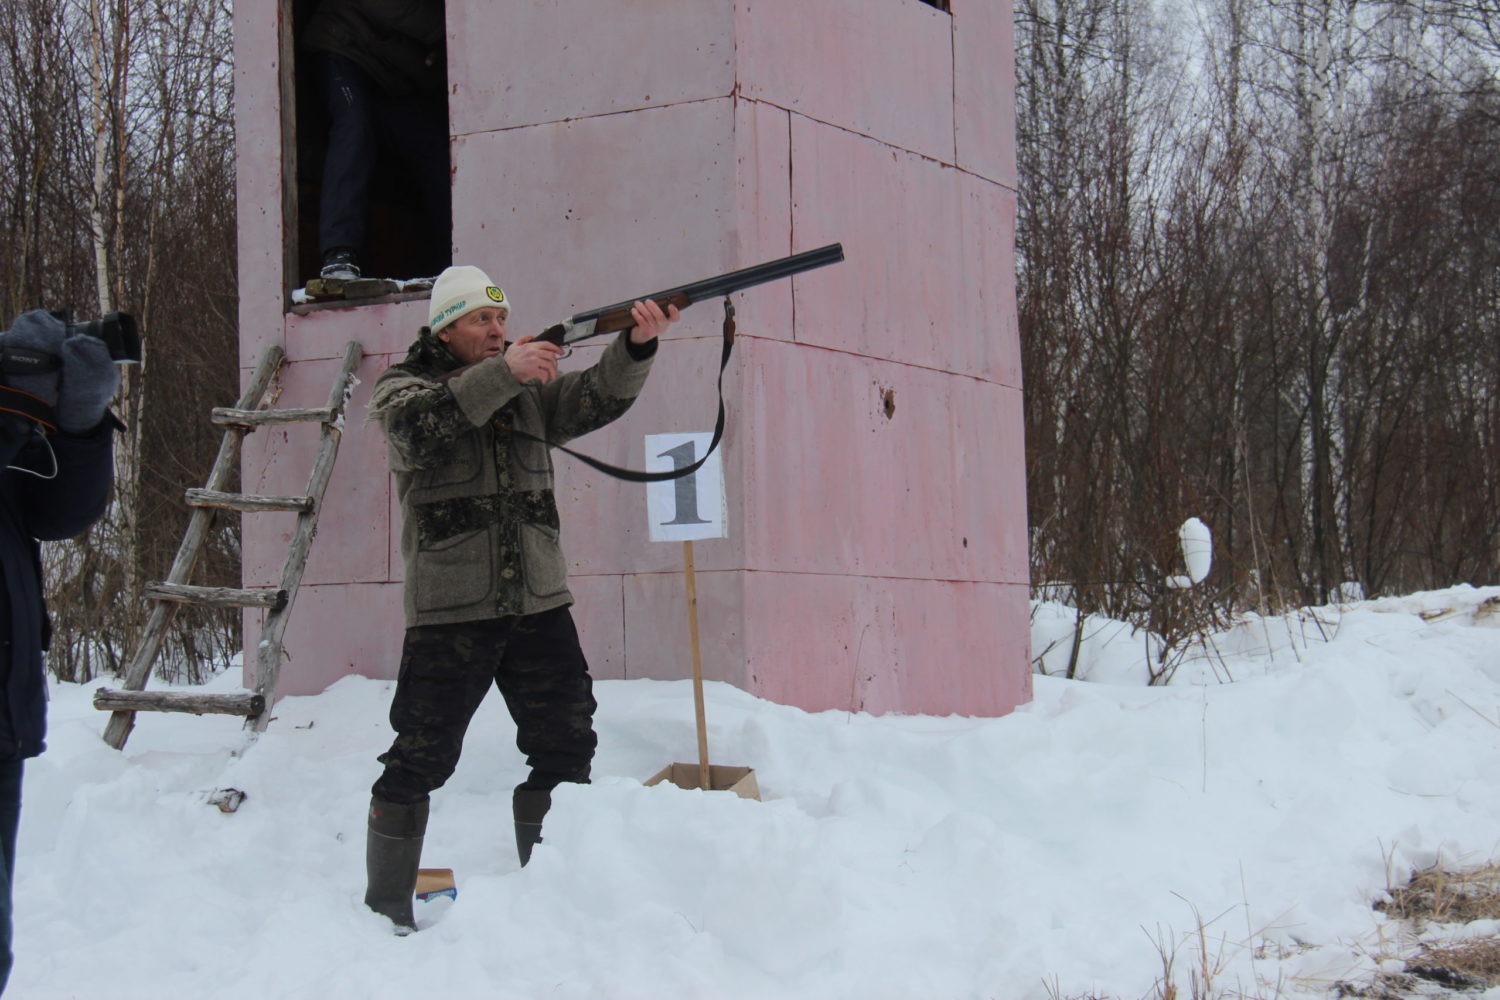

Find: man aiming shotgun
<box><xmin>362</xmin><ymin>244</ymin><xmax>842</xmax><ymax>932</ymax></box>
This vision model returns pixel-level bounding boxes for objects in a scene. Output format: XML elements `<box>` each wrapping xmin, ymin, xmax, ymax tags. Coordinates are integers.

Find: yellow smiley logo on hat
<box><xmin>486</xmin><ymin>287</ymin><xmax>505</xmax><ymax>303</ymax></box>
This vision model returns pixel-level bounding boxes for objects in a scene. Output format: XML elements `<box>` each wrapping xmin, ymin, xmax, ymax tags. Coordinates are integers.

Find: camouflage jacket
<box><xmin>369</xmin><ymin>327</ymin><xmax>654</xmax><ymax>626</ymax></box>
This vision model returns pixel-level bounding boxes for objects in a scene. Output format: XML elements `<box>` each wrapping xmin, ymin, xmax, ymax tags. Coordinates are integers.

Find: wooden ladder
<box><xmin>96</xmin><ymin>341</ymin><xmax>365</xmax><ymax>750</ymax></box>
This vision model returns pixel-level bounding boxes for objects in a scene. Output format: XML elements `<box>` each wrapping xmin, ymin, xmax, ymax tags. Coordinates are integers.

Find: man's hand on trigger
<box><xmin>505</xmin><ymin>336</ymin><xmax>564</xmax><ymax>384</ymax></box>
<box><xmin>628</xmin><ymin>300</ymin><xmax>680</xmax><ymax>345</ymax></box>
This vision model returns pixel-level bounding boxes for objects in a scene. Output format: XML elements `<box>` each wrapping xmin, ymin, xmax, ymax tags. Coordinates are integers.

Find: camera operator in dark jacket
<box><xmin>0</xmin><ymin>309</ymin><xmax>119</xmax><ymax>994</ymax></box>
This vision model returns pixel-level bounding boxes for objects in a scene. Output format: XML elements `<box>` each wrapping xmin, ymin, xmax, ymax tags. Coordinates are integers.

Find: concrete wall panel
<box><xmin>450</xmin><ymin>98</ymin><xmax>737</xmax><ymax>349</ymax></box>
<box><xmin>729</xmin><ymin>99</ymin><xmax>797</xmax><ymax>341</ymax></box>
<box><xmin>234</xmin><ymin>2</ymin><xmax>286</xmax><ymax>358</ymax></box>
<box><xmin>955</xmin><ymin>0</ymin><xmax>1018</xmax><ymax>188</ymax></box>
<box><xmin>736</xmin><ymin>0</ymin><xmax>954</xmax><ymax>161</ymax></box>
<box><xmin>276</xmin><ymin>298</ymin><xmax>430</xmax><ymax>367</ymax></box>
<box><xmin>737</xmin><ymin>337</ymin><xmax>1026</xmax><ymax>582</ymax></box>
<box><xmin>788</xmin><ymin>119</ymin><xmax>979</xmax><ymax>375</ymax></box>
<box><xmin>568</xmin><ymin>574</ymin><xmax>627</xmax><ymax>681</ymax></box>
<box><xmin>960</xmin><ymin>174</ymin><xmax>1022</xmax><ymax>389</ymax></box>
<box><xmin>744</xmin><ymin>575</ymin><xmax>1033</xmax><ymax>717</ymax></box>
<box><xmin>622</xmin><ymin>567</ymin><xmax>747</xmax><ymax>685</ymax></box>
<box><xmin>448</xmin><ymin>0</ymin><xmax>733</xmax><ymax>135</ymax></box>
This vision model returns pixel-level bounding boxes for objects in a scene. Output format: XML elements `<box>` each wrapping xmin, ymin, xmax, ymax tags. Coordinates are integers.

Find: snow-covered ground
<box><xmin>12</xmin><ymin>586</ymin><xmax>1500</xmax><ymax>999</ymax></box>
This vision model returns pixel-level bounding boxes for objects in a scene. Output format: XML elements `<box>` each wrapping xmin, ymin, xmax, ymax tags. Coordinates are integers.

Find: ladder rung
<box><xmin>211</xmin><ymin>406</ymin><xmax>335</xmax><ymax>427</ymax></box>
<box><xmin>185</xmin><ymin>489</ymin><xmax>314</xmax><ymax>513</ymax></box>
<box><xmin>145</xmin><ymin>582</ymin><xmax>287</xmax><ymax>610</ymax></box>
<box><xmin>93</xmin><ymin>689</ymin><xmax>265</xmax><ymax>717</ymax></box>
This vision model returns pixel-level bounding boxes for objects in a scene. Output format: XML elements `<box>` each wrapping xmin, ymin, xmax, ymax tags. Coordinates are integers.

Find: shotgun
<box><xmin>537</xmin><ymin>243</ymin><xmax>844</xmax><ymax>346</ymax></box>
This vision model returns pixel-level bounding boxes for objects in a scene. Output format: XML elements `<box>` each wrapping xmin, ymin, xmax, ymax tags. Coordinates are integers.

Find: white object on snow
<box><xmin>1166</xmin><ymin>516</ymin><xmax>1212</xmax><ymax>588</ymax></box>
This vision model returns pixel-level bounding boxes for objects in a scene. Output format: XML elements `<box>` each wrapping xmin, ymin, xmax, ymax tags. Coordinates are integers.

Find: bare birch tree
<box><xmin>0</xmin><ymin>0</ymin><xmax>238</xmax><ymax>682</ymax></box>
<box><xmin>1020</xmin><ymin>0</ymin><xmax>1500</xmax><ymax>643</ymax></box>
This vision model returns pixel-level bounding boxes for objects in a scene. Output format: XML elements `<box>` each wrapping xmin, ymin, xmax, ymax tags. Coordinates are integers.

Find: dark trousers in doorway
<box><xmin>317</xmin><ymin>52</ymin><xmax>449</xmax><ymax>267</ymax></box>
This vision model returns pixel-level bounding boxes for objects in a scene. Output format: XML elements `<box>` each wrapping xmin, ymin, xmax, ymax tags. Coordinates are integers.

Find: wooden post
<box><xmin>683</xmin><ymin>539</ymin><xmax>711</xmax><ymax>789</ymax></box>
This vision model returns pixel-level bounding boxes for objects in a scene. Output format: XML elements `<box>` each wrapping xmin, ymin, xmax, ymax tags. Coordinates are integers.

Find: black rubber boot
<box><xmin>365</xmin><ymin>797</ymin><xmax>427</xmax><ymax>933</ymax></box>
<box><xmin>513</xmin><ymin>787</ymin><xmax>551</xmax><ymax>867</ymax></box>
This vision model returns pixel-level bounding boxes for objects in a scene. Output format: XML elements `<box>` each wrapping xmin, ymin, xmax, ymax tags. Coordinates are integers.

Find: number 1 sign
<box><xmin>639</xmin><ymin>431</ymin><xmax>759</xmax><ymax>798</ymax></box>
<box><xmin>644</xmin><ymin>432</ymin><xmax>726</xmax><ymax>542</ymax></box>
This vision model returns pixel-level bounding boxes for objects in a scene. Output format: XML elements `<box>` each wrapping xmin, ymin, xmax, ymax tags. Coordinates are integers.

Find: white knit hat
<box><xmin>427</xmin><ymin>265</ymin><xmax>510</xmax><ymax>332</ymax></box>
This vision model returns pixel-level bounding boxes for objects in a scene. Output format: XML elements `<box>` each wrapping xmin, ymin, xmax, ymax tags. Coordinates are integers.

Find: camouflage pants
<box><xmin>371</xmin><ymin>606</ymin><xmax>598</xmax><ymax>805</ymax></box>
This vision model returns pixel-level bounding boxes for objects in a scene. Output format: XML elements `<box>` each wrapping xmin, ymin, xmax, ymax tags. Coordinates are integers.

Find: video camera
<box><xmin>0</xmin><ymin>310</ymin><xmax>140</xmax><ymax>433</ymax></box>
<box><xmin>58</xmin><ymin>311</ymin><xmax>140</xmax><ymax>363</ymax></box>
<box><xmin>67</xmin><ymin>311</ymin><xmax>142</xmax><ymax>363</ymax></box>
<box><xmin>0</xmin><ymin>310</ymin><xmax>141</xmax><ymax>377</ymax></box>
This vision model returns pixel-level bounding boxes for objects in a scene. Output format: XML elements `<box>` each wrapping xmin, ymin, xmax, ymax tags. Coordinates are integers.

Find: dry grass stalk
<box><xmin>1364</xmin><ymin>860</ymin><xmax>1500</xmax><ymax>992</ymax></box>
<box><xmin>1378</xmin><ymin>862</ymin><xmax>1500</xmax><ymax>925</ymax></box>
<box><xmin>1408</xmin><ymin>937</ymin><xmax>1500</xmax><ymax>986</ymax></box>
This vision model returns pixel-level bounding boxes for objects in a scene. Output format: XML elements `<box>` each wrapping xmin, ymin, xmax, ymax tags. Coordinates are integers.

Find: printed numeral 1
<box><xmin>657</xmin><ymin>440</ymin><xmax>710</xmax><ymax>525</ymax></box>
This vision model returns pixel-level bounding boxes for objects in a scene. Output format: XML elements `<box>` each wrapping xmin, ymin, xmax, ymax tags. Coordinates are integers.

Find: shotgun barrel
<box><xmin>539</xmin><ymin>242</ymin><xmax>844</xmax><ymax>346</ymax></box>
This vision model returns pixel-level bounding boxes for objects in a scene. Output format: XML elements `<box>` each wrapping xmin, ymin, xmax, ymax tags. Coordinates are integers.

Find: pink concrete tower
<box><xmin>233</xmin><ymin>0</ymin><xmax>1029</xmax><ymax>717</ymax></box>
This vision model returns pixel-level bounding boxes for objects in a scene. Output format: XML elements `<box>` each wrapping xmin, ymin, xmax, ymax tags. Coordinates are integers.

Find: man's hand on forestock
<box><xmin>505</xmin><ymin>336</ymin><xmax>564</xmax><ymax>385</ymax></box>
<box><xmin>628</xmin><ymin>299</ymin><xmax>680</xmax><ymax>345</ymax></box>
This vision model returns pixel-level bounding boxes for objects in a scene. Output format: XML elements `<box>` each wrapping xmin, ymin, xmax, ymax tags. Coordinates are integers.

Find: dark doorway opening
<box><xmin>289</xmin><ymin>0</ymin><xmax>452</xmax><ymax>292</ymax></box>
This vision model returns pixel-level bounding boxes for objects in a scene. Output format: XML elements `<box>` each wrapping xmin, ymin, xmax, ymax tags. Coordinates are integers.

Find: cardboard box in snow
<box><xmin>415</xmin><ymin>868</ymin><xmax>455</xmax><ymax>902</ymax></box>
<box><xmin>645</xmin><ymin>763</ymin><xmax>760</xmax><ymax>800</ymax></box>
